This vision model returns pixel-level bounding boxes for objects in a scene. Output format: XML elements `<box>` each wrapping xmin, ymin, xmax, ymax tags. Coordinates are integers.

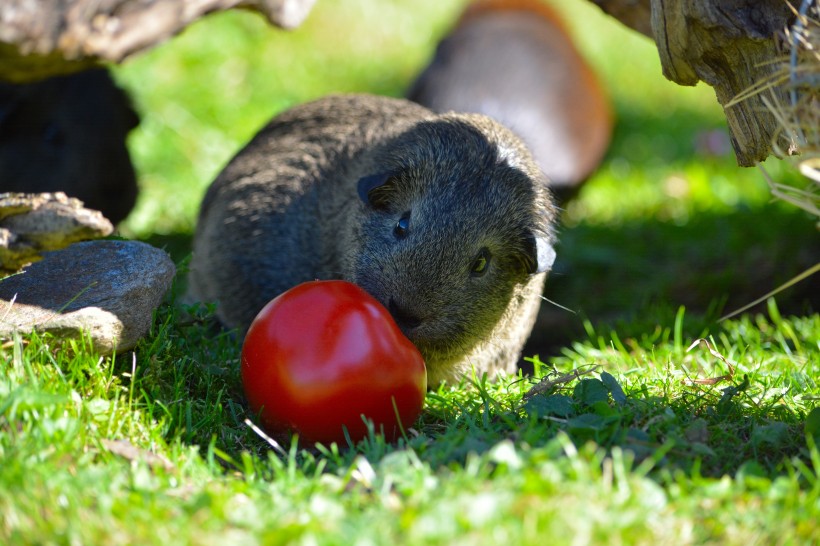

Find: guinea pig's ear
<box><xmin>357</xmin><ymin>173</ymin><xmax>398</xmax><ymax>210</ymax></box>
<box><xmin>523</xmin><ymin>236</ymin><xmax>556</xmax><ymax>275</ymax></box>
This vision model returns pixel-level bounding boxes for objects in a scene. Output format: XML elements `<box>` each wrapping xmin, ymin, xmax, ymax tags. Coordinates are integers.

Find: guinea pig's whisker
<box><xmin>539</xmin><ymin>295</ymin><xmax>576</xmax><ymax>314</ymax></box>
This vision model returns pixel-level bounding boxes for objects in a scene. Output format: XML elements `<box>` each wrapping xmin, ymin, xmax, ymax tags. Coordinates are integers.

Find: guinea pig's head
<box><xmin>352</xmin><ymin>115</ymin><xmax>557</xmax><ymax>382</ymax></box>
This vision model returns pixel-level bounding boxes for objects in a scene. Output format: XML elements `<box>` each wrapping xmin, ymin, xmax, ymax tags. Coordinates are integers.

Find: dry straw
<box><xmin>730</xmin><ymin>0</ymin><xmax>819</xmax><ymax>220</ymax></box>
<box><xmin>719</xmin><ymin>1</ymin><xmax>819</xmax><ymax>321</ymax></box>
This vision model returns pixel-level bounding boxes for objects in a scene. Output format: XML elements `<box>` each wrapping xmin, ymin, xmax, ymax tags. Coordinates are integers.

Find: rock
<box><xmin>0</xmin><ymin>240</ymin><xmax>175</xmax><ymax>354</ymax></box>
<box><xmin>0</xmin><ymin>192</ymin><xmax>113</xmax><ymax>272</ymax></box>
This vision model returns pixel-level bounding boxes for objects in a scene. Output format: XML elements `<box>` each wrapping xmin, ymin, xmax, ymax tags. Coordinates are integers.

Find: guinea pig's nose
<box><xmin>388</xmin><ymin>298</ymin><xmax>422</xmax><ymax>330</ymax></box>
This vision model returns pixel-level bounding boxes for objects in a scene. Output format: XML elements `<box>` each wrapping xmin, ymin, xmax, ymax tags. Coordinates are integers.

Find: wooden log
<box><xmin>0</xmin><ymin>0</ymin><xmax>316</xmax><ymax>83</ymax></box>
<box><xmin>587</xmin><ymin>0</ymin><xmax>801</xmax><ymax>167</ymax></box>
<box><xmin>651</xmin><ymin>0</ymin><xmax>797</xmax><ymax>166</ymax></box>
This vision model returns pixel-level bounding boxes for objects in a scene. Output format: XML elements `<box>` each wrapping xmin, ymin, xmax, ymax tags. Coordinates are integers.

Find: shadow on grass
<box><xmin>139</xmin><ymin>232</ymin><xmax>194</xmax><ymax>267</ymax></box>
<box><xmin>525</xmin><ymin>204</ymin><xmax>820</xmax><ymax>361</ymax></box>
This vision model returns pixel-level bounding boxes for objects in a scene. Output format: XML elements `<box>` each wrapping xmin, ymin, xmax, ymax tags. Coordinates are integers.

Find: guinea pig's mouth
<box><xmin>412</xmin><ymin>337</ymin><xmax>475</xmax><ymax>381</ymax></box>
<box><xmin>353</xmin><ymin>276</ymin><xmax>474</xmax><ymax>356</ymax></box>
<box><xmin>394</xmin><ymin>318</ymin><xmax>475</xmax><ymax>365</ymax></box>
<box><xmin>387</xmin><ymin>298</ymin><xmax>424</xmax><ymax>331</ymax></box>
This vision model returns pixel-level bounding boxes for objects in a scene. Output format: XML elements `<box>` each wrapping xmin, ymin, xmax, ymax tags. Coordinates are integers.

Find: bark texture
<box><xmin>0</xmin><ymin>0</ymin><xmax>316</xmax><ymax>82</ymax></box>
<box><xmin>590</xmin><ymin>0</ymin><xmax>799</xmax><ymax>166</ymax></box>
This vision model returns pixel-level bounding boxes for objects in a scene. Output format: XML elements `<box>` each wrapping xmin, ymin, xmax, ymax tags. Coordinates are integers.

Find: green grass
<box><xmin>2</xmin><ymin>306</ymin><xmax>819</xmax><ymax>544</ymax></box>
<box><xmin>2</xmin><ymin>0</ymin><xmax>820</xmax><ymax>544</ymax></box>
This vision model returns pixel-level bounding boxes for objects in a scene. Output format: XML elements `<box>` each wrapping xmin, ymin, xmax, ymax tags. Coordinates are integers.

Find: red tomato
<box><xmin>241</xmin><ymin>280</ymin><xmax>427</xmax><ymax>444</ymax></box>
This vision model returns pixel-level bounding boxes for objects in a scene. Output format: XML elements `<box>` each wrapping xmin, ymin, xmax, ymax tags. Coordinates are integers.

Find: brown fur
<box><xmin>188</xmin><ymin>94</ymin><xmax>558</xmax><ymax>385</ymax></box>
<box><xmin>407</xmin><ymin>0</ymin><xmax>612</xmax><ymax>201</ymax></box>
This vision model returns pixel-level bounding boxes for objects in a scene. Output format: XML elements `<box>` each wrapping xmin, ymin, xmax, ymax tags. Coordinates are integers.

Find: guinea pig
<box><xmin>188</xmin><ymin>94</ymin><xmax>557</xmax><ymax>385</ymax></box>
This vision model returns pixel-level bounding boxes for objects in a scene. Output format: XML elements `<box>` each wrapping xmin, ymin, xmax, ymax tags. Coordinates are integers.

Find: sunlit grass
<box><xmin>2</xmin><ymin>0</ymin><xmax>818</xmax><ymax>543</ymax></box>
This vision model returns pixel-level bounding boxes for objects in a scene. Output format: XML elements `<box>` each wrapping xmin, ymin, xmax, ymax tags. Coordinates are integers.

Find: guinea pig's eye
<box><xmin>470</xmin><ymin>248</ymin><xmax>491</xmax><ymax>277</ymax></box>
<box><xmin>394</xmin><ymin>211</ymin><xmax>411</xmax><ymax>239</ymax></box>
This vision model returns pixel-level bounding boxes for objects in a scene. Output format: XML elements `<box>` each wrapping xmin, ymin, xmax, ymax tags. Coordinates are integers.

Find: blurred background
<box><xmin>108</xmin><ymin>0</ymin><xmax>818</xmax><ymax>354</ymax></box>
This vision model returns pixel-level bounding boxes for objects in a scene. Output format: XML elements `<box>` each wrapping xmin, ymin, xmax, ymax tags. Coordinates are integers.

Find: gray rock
<box><xmin>0</xmin><ymin>240</ymin><xmax>175</xmax><ymax>354</ymax></box>
<box><xmin>0</xmin><ymin>192</ymin><xmax>114</xmax><ymax>272</ymax></box>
